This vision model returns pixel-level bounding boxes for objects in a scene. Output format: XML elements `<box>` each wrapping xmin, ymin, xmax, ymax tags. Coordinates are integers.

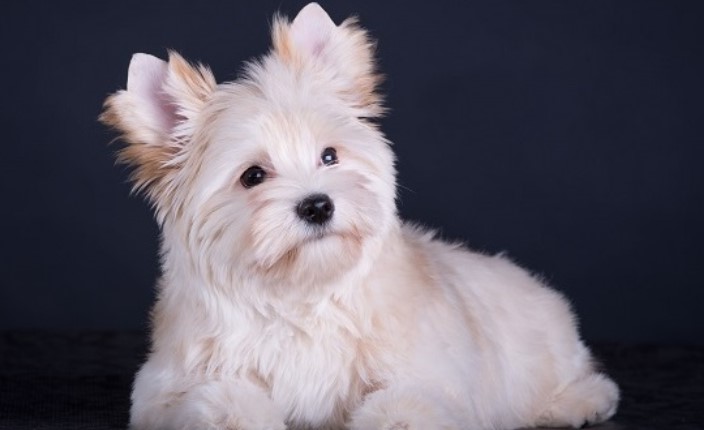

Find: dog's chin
<box><xmin>257</xmin><ymin>229</ymin><xmax>365</xmax><ymax>286</ymax></box>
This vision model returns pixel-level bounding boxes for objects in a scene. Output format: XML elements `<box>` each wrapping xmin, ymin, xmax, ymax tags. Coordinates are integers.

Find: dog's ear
<box><xmin>100</xmin><ymin>51</ymin><xmax>216</xmax><ymax>206</ymax></box>
<box><xmin>272</xmin><ymin>3</ymin><xmax>383</xmax><ymax>116</ymax></box>
<box><xmin>288</xmin><ymin>3</ymin><xmax>336</xmax><ymax>59</ymax></box>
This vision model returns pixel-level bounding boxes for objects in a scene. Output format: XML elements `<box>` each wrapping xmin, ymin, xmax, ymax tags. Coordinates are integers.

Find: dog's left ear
<box><xmin>272</xmin><ymin>3</ymin><xmax>383</xmax><ymax>116</ymax></box>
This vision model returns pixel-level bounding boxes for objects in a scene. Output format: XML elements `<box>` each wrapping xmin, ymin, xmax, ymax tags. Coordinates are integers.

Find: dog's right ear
<box><xmin>100</xmin><ymin>51</ymin><xmax>216</xmax><ymax>206</ymax></box>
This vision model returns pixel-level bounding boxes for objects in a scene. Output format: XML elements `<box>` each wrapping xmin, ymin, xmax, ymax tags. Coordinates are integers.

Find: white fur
<box><xmin>103</xmin><ymin>3</ymin><xmax>619</xmax><ymax>429</ymax></box>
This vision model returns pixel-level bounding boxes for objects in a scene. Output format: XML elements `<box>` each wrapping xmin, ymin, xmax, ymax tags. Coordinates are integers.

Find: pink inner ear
<box><xmin>291</xmin><ymin>23</ymin><xmax>330</xmax><ymax>57</ymax></box>
<box><xmin>127</xmin><ymin>53</ymin><xmax>178</xmax><ymax>135</ymax></box>
<box><xmin>290</xmin><ymin>3</ymin><xmax>336</xmax><ymax>58</ymax></box>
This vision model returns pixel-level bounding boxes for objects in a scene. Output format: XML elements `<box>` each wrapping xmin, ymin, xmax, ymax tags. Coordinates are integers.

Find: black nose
<box><xmin>296</xmin><ymin>194</ymin><xmax>334</xmax><ymax>225</ymax></box>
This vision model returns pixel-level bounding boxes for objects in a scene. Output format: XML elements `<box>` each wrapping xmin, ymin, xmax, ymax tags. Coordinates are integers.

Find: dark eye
<box><xmin>321</xmin><ymin>147</ymin><xmax>338</xmax><ymax>166</ymax></box>
<box><xmin>240</xmin><ymin>166</ymin><xmax>266</xmax><ymax>188</ymax></box>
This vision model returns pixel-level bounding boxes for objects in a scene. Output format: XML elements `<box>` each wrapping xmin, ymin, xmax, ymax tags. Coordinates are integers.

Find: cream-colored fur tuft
<box><xmin>101</xmin><ymin>3</ymin><xmax>618</xmax><ymax>429</ymax></box>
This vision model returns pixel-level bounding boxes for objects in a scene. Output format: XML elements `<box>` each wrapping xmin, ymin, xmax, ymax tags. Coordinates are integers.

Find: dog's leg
<box><xmin>535</xmin><ymin>372</ymin><xmax>619</xmax><ymax>428</ymax></box>
<box><xmin>348</xmin><ymin>384</ymin><xmax>470</xmax><ymax>430</ymax></box>
<box><xmin>130</xmin><ymin>374</ymin><xmax>286</xmax><ymax>430</ymax></box>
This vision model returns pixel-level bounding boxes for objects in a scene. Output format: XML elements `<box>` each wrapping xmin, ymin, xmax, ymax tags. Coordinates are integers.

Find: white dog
<box><xmin>101</xmin><ymin>3</ymin><xmax>619</xmax><ymax>429</ymax></box>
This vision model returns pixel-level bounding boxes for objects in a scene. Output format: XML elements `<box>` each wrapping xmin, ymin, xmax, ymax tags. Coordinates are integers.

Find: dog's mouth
<box><xmin>295</xmin><ymin>230</ymin><xmax>339</xmax><ymax>249</ymax></box>
<box><xmin>301</xmin><ymin>225</ymin><xmax>363</xmax><ymax>245</ymax></box>
<box><xmin>304</xmin><ymin>228</ymin><xmax>335</xmax><ymax>243</ymax></box>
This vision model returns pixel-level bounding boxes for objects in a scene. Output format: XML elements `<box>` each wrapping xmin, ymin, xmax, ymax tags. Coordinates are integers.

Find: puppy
<box><xmin>101</xmin><ymin>3</ymin><xmax>619</xmax><ymax>429</ymax></box>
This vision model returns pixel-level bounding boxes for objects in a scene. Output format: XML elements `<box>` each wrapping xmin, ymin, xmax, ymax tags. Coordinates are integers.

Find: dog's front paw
<box><xmin>349</xmin><ymin>386</ymin><xmax>464</xmax><ymax>430</ymax></box>
<box><xmin>222</xmin><ymin>414</ymin><xmax>287</xmax><ymax>430</ymax></box>
<box><xmin>219</xmin><ymin>401</ymin><xmax>287</xmax><ymax>430</ymax></box>
<box><xmin>174</xmin><ymin>380</ymin><xmax>287</xmax><ymax>430</ymax></box>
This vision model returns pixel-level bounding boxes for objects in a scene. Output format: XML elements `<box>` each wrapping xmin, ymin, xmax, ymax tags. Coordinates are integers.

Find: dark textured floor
<box><xmin>0</xmin><ymin>331</ymin><xmax>702</xmax><ymax>430</ymax></box>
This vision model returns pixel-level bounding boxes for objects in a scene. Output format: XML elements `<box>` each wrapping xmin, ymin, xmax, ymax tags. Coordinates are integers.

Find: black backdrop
<box><xmin>1</xmin><ymin>0</ymin><xmax>702</xmax><ymax>344</ymax></box>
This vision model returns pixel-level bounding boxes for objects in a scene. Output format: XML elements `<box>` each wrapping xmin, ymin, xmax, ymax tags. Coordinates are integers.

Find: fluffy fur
<box><xmin>101</xmin><ymin>3</ymin><xmax>619</xmax><ymax>429</ymax></box>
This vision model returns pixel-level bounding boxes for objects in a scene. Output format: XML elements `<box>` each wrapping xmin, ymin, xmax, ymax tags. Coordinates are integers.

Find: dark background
<box><xmin>1</xmin><ymin>0</ymin><xmax>702</xmax><ymax>344</ymax></box>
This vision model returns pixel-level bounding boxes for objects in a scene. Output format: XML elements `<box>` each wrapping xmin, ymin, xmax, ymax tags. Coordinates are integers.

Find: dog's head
<box><xmin>101</xmin><ymin>3</ymin><xmax>397</xmax><ymax>287</ymax></box>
